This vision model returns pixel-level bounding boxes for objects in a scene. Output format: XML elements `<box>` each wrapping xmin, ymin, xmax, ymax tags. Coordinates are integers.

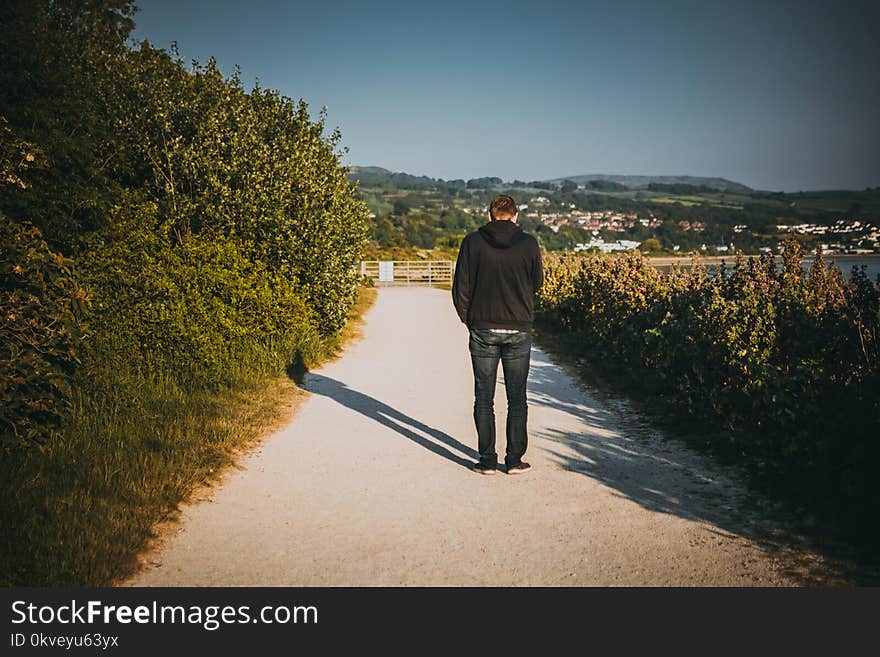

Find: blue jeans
<box><xmin>468</xmin><ymin>328</ymin><xmax>532</xmax><ymax>467</ymax></box>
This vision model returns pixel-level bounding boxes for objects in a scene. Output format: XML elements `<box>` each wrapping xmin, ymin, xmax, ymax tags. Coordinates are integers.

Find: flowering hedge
<box><xmin>536</xmin><ymin>241</ymin><xmax>880</xmax><ymax>543</ymax></box>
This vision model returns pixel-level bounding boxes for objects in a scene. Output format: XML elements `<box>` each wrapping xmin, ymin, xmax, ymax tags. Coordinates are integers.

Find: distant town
<box><xmin>461</xmin><ymin>195</ymin><xmax>880</xmax><ymax>255</ymax></box>
<box><xmin>349</xmin><ymin>166</ymin><xmax>880</xmax><ymax>256</ymax></box>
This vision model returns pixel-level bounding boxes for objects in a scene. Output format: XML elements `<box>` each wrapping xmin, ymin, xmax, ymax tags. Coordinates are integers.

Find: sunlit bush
<box><xmin>537</xmin><ymin>242</ymin><xmax>880</xmax><ymax>540</ymax></box>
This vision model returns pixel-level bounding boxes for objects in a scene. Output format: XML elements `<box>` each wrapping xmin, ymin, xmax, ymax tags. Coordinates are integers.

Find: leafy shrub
<box><xmin>0</xmin><ymin>0</ymin><xmax>369</xmax><ymax>448</ymax></box>
<box><xmin>537</xmin><ymin>242</ymin><xmax>880</xmax><ymax>546</ymax></box>
<box><xmin>115</xmin><ymin>48</ymin><xmax>368</xmax><ymax>336</ymax></box>
<box><xmin>1</xmin><ymin>216</ymin><xmax>85</xmax><ymax>449</ymax></box>
<box><xmin>74</xmin><ymin>195</ymin><xmax>322</xmax><ymax>387</ymax></box>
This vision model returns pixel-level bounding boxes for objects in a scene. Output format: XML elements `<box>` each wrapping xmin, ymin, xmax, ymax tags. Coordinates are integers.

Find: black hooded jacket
<box><xmin>452</xmin><ymin>220</ymin><xmax>544</xmax><ymax>330</ymax></box>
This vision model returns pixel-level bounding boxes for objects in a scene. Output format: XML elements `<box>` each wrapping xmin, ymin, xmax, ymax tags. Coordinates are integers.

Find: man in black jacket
<box><xmin>452</xmin><ymin>194</ymin><xmax>543</xmax><ymax>475</ymax></box>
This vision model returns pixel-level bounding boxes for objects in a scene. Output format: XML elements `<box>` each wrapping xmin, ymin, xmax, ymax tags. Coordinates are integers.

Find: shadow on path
<box><xmin>525</xmin><ymin>348</ymin><xmax>856</xmax><ymax>585</ymax></box>
<box><xmin>300</xmin><ymin>372</ymin><xmax>478</xmax><ymax>469</ymax></box>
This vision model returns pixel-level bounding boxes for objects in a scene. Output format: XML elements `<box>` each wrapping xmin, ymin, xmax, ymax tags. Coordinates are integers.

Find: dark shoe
<box><xmin>472</xmin><ymin>462</ymin><xmax>497</xmax><ymax>475</ymax></box>
<box><xmin>506</xmin><ymin>461</ymin><xmax>531</xmax><ymax>475</ymax></box>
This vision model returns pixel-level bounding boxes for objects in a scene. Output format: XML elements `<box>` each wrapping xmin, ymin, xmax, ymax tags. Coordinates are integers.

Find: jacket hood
<box><xmin>478</xmin><ymin>220</ymin><xmax>526</xmax><ymax>249</ymax></box>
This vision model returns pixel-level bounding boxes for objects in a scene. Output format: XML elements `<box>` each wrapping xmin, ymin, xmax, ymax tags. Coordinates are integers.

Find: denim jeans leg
<box><xmin>500</xmin><ymin>332</ymin><xmax>531</xmax><ymax>466</ymax></box>
<box><xmin>469</xmin><ymin>330</ymin><xmax>500</xmax><ymax>466</ymax></box>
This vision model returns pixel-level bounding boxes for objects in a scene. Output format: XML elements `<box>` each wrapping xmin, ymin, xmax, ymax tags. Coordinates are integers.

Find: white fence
<box><xmin>359</xmin><ymin>260</ymin><xmax>454</xmax><ymax>286</ymax></box>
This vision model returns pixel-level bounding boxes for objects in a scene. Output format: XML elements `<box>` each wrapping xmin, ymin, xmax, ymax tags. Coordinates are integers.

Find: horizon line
<box><xmin>347</xmin><ymin>164</ymin><xmax>878</xmax><ymax>194</ymax></box>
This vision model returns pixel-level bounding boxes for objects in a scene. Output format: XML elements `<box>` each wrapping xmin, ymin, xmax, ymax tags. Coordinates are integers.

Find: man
<box><xmin>452</xmin><ymin>194</ymin><xmax>543</xmax><ymax>475</ymax></box>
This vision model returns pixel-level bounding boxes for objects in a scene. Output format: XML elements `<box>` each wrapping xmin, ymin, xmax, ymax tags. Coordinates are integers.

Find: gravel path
<box><xmin>128</xmin><ymin>287</ymin><xmax>831</xmax><ymax>586</ymax></box>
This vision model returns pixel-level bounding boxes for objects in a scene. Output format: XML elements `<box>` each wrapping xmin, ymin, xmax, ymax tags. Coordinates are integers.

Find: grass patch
<box><xmin>649</xmin><ymin>195</ymin><xmax>743</xmax><ymax>209</ymax></box>
<box><xmin>650</xmin><ymin>197</ymin><xmax>701</xmax><ymax>206</ymax></box>
<box><xmin>0</xmin><ymin>287</ymin><xmax>377</xmax><ymax>586</ymax></box>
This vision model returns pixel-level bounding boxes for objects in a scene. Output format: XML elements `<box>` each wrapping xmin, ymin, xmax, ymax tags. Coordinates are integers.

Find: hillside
<box><xmin>348</xmin><ymin>166</ymin><xmax>456</xmax><ymax>187</ymax></box>
<box><xmin>348</xmin><ymin>166</ymin><xmax>754</xmax><ymax>194</ymax></box>
<box><xmin>544</xmin><ymin>174</ymin><xmax>753</xmax><ymax>194</ymax></box>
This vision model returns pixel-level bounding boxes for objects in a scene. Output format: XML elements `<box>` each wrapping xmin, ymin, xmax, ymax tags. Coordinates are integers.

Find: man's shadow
<box><xmin>289</xmin><ymin>360</ymin><xmax>477</xmax><ymax>469</ymax></box>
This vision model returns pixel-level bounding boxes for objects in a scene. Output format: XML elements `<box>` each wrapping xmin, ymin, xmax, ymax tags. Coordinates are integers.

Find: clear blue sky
<box><xmin>131</xmin><ymin>0</ymin><xmax>879</xmax><ymax>191</ymax></box>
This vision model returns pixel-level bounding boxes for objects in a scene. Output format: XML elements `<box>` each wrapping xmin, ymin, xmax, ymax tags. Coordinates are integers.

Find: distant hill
<box><xmin>347</xmin><ymin>166</ymin><xmax>460</xmax><ymax>187</ymax></box>
<box><xmin>349</xmin><ymin>167</ymin><xmax>507</xmax><ymax>190</ymax></box>
<box><xmin>349</xmin><ymin>166</ymin><xmax>754</xmax><ymax>194</ymax></box>
<box><xmin>350</xmin><ymin>166</ymin><xmax>393</xmax><ymax>178</ymax></box>
<box><xmin>545</xmin><ymin>174</ymin><xmax>753</xmax><ymax>194</ymax></box>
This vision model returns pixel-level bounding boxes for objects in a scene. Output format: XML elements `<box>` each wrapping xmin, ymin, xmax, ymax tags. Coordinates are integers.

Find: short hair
<box><xmin>489</xmin><ymin>195</ymin><xmax>517</xmax><ymax>220</ymax></box>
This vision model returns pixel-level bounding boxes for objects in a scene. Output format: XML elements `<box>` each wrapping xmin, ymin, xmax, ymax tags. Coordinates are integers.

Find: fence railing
<box><xmin>359</xmin><ymin>260</ymin><xmax>454</xmax><ymax>286</ymax></box>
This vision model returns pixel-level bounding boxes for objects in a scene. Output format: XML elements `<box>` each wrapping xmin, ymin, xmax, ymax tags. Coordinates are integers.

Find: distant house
<box><xmin>574</xmin><ymin>238</ymin><xmax>641</xmax><ymax>253</ymax></box>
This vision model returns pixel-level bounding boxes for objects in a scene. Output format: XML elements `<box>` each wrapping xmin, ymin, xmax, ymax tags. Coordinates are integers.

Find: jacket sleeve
<box><xmin>452</xmin><ymin>238</ymin><xmax>470</xmax><ymax>324</ymax></box>
<box><xmin>532</xmin><ymin>243</ymin><xmax>544</xmax><ymax>292</ymax></box>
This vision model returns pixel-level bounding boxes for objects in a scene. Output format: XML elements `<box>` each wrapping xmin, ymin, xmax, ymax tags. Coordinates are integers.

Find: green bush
<box><xmin>74</xmin><ymin>195</ymin><xmax>321</xmax><ymax>387</ymax></box>
<box><xmin>0</xmin><ymin>216</ymin><xmax>85</xmax><ymax>450</ymax></box>
<box><xmin>537</xmin><ymin>243</ymin><xmax>880</xmax><ymax>547</ymax></box>
<box><xmin>114</xmin><ymin>47</ymin><xmax>368</xmax><ymax>336</ymax></box>
<box><xmin>0</xmin><ymin>0</ymin><xmax>369</xmax><ymax>447</ymax></box>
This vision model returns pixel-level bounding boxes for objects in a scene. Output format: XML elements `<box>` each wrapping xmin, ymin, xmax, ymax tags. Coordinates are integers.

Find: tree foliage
<box><xmin>0</xmin><ymin>216</ymin><xmax>85</xmax><ymax>450</ymax></box>
<box><xmin>0</xmin><ymin>0</ymin><xmax>368</xmax><ymax>449</ymax></box>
